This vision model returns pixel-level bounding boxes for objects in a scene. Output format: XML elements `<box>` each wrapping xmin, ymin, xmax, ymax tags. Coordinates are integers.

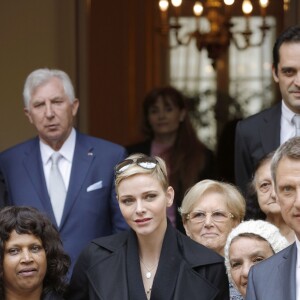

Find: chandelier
<box><xmin>157</xmin><ymin>0</ymin><xmax>271</xmax><ymax>65</ymax></box>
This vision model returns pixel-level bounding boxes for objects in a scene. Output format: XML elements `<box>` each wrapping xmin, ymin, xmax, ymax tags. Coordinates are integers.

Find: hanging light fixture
<box><xmin>157</xmin><ymin>0</ymin><xmax>271</xmax><ymax>65</ymax></box>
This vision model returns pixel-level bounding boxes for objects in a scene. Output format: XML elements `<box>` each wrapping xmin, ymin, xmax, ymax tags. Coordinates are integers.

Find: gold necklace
<box><xmin>140</xmin><ymin>257</ymin><xmax>158</xmax><ymax>279</ymax></box>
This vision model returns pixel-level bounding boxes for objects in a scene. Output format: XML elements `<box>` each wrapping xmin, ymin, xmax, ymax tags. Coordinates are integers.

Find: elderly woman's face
<box><xmin>255</xmin><ymin>161</ymin><xmax>281</xmax><ymax>216</ymax></box>
<box><xmin>229</xmin><ymin>236</ymin><xmax>274</xmax><ymax>297</ymax></box>
<box><xmin>183</xmin><ymin>191</ymin><xmax>238</xmax><ymax>256</ymax></box>
<box><xmin>3</xmin><ymin>230</ymin><xmax>47</xmax><ymax>297</ymax></box>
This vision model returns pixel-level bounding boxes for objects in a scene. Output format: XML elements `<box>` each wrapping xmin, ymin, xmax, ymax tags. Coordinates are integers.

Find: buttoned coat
<box><xmin>0</xmin><ymin>131</ymin><xmax>128</xmax><ymax>273</ymax></box>
<box><xmin>246</xmin><ymin>243</ymin><xmax>296</xmax><ymax>300</ymax></box>
<box><xmin>67</xmin><ymin>222</ymin><xmax>230</xmax><ymax>300</ymax></box>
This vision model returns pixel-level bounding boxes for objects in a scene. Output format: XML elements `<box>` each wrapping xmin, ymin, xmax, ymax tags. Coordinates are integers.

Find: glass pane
<box><xmin>169</xmin><ymin>16</ymin><xmax>276</xmax><ymax>149</ymax></box>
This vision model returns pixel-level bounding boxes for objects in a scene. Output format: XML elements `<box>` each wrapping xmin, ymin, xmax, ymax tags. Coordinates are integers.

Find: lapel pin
<box><xmin>88</xmin><ymin>152</ymin><xmax>93</xmax><ymax>156</ymax></box>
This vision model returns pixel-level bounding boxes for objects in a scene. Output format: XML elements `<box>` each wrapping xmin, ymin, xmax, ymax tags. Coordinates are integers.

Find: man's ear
<box><xmin>24</xmin><ymin>107</ymin><xmax>33</xmax><ymax>124</ymax></box>
<box><xmin>272</xmin><ymin>65</ymin><xmax>279</xmax><ymax>83</ymax></box>
<box><xmin>72</xmin><ymin>98</ymin><xmax>80</xmax><ymax>117</ymax></box>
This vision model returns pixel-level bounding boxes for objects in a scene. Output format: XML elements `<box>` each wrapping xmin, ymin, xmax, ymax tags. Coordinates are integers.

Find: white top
<box><xmin>40</xmin><ymin>128</ymin><xmax>76</xmax><ymax>193</ymax></box>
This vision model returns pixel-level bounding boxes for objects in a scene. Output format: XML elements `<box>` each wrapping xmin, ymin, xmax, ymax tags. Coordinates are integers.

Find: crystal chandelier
<box><xmin>158</xmin><ymin>0</ymin><xmax>271</xmax><ymax>65</ymax></box>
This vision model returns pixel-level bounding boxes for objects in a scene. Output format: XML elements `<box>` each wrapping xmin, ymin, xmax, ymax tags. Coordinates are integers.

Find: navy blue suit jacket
<box><xmin>0</xmin><ymin>131</ymin><xmax>128</xmax><ymax>273</ymax></box>
<box><xmin>246</xmin><ymin>243</ymin><xmax>296</xmax><ymax>300</ymax></box>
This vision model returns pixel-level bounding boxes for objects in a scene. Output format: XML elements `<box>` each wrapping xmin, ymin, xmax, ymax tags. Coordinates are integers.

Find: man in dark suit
<box><xmin>246</xmin><ymin>136</ymin><xmax>300</xmax><ymax>300</ymax></box>
<box><xmin>235</xmin><ymin>25</ymin><xmax>300</xmax><ymax>196</ymax></box>
<box><xmin>0</xmin><ymin>68</ymin><xmax>128</xmax><ymax>274</ymax></box>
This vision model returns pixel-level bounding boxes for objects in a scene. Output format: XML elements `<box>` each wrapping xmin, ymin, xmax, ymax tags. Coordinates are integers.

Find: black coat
<box><xmin>234</xmin><ymin>103</ymin><xmax>281</xmax><ymax>195</ymax></box>
<box><xmin>67</xmin><ymin>222</ymin><xmax>229</xmax><ymax>300</ymax></box>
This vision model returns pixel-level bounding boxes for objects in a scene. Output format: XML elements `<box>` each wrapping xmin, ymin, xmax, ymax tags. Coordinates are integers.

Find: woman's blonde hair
<box><xmin>115</xmin><ymin>153</ymin><xmax>169</xmax><ymax>194</ymax></box>
<box><xmin>179</xmin><ymin>179</ymin><xmax>246</xmax><ymax>223</ymax></box>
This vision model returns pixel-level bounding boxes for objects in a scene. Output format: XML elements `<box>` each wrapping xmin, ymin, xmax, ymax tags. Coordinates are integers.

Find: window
<box><xmin>169</xmin><ymin>16</ymin><xmax>276</xmax><ymax>149</ymax></box>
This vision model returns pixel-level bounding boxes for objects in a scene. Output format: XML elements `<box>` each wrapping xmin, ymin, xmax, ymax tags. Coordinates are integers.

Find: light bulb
<box><xmin>193</xmin><ymin>1</ymin><xmax>203</xmax><ymax>17</ymax></box>
<box><xmin>224</xmin><ymin>0</ymin><xmax>235</xmax><ymax>5</ymax></box>
<box><xmin>159</xmin><ymin>0</ymin><xmax>169</xmax><ymax>12</ymax></box>
<box><xmin>242</xmin><ymin>0</ymin><xmax>253</xmax><ymax>14</ymax></box>
<box><xmin>171</xmin><ymin>0</ymin><xmax>182</xmax><ymax>7</ymax></box>
<box><xmin>259</xmin><ymin>0</ymin><xmax>269</xmax><ymax>8</ymax></box>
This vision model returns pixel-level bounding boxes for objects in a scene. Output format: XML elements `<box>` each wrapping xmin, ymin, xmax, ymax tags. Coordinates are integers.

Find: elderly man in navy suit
<box><xmin>235</xmin><ymin>25</ymin><xmax>300</xmax><ymax>197</ymax></box>
<box><xmin>246</xmin><ymin>136</ymin><xmax>300</xmax><ymax>300</ymax></box>
<box><xmin>0</xmin><ymin>68</ymin><xmax>128</xmax><ymax>274</ymax></box>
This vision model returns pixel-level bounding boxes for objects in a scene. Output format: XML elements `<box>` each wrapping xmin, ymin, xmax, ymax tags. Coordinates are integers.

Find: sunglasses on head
<box><xmin>115</xmin><ymin>157</ymin><xmax>158</xmax><ymax>175</ymax></box>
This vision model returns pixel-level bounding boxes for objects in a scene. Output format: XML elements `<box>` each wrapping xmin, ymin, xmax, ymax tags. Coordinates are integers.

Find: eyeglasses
<box><xmin>115</xmin><ymin>157</ymin><xmax>158</xmax><ymax>175</ymax></box>
<box><xmin>186</xmin><ymin>210</ymin><xmax>234</xmax><ymax>224</ymax></box>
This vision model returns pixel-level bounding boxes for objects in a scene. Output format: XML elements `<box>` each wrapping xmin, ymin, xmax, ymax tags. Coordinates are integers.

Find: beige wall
<box><xmin>0</xmin><ymin>1</ymin><xmax>77</xmax><ymax>151</ymax></box>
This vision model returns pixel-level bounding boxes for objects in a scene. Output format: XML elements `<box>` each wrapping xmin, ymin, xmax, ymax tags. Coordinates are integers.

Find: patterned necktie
<box><xmin>49</xmin><ymin>152</ymin><xmax>66</xmax><ymax>226</ymax></box>
<box><xmin>294</xmin><ymin>115</ymin><xmax>300</xmax><ymax>137</ymax></box>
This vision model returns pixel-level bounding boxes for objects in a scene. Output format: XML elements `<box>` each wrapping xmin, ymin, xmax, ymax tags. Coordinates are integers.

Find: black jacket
<box><xmin>67</xmin><ymin>222</ymin><xmax>229</xmax><ymax>300</ymax></box>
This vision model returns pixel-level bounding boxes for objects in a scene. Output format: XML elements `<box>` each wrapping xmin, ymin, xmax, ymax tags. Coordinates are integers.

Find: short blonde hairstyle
<box><xmin>179</xmin><ymin>179</ymin><xmax>246</xmax><ymax>223</ymax></box>
<box><xmin>115</xmin><ymin>153</ymin><xmax>169</xmax><ymax>194</ymax></box>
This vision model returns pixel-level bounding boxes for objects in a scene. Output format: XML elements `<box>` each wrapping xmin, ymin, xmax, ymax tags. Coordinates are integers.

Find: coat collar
<box><xmin>87</xmin><ymin>222</ymin><xmax>223</xmax><ymax>299</ymax></box>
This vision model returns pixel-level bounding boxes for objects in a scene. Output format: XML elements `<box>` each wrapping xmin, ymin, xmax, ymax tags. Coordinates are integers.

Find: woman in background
<box><xmin>127</xmin><ymin>86</ymin><xmax>215</xmax><ymax>232</ymax></box>
<box><xmin>247</xmin><ymin>152</ymin><xmax>294</xmax><ymax>243</ymax></box>
<box><xmin>224</xmin><ymin>220</ymin><xmax>289</xmax><ymax>299</ymax></box>
<box><xmin>68</xmin><ymin>154</ymin><xmax>229</xmax><ymax>300</ymax></box>
<box><xmin>0</xmin><ymin>206</ymin><xmax>70</xmax><ymax>300</ymax></box>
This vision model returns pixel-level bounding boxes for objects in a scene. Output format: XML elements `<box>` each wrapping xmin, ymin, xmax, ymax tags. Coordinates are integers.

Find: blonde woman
<box><xmin>68</xmin><ymin>154</ymin><xmax>229</xmax><ymax>299</ymax></box>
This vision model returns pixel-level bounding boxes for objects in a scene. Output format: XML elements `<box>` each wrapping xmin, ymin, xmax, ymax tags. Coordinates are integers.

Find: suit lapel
<box><xmin>153</xmin><ymin>224</ymin><xmax>220</xmax><ymax>300</ymax></box>
<box><xmin>277</xmin><ymin>243</ymin><xmax>297</xmax><ymax>300</ymax></box>
<box><xmin>260</xmin><ymin>102</ymin><xmax>281</xmax><ymax>154</ymax></box>
<box><xmin>59</xmin><ymin>133</ymin><xmax>94</xmax><ymax>229</ymax></box>
<box><xmin>22</xmin><ymin>139</ymin><xmax>56</xmax><ymax>223</ymax></box>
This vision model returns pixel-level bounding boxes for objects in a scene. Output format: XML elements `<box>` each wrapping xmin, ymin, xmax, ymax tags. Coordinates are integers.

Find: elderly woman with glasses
<box><xmin>180</xmin><ymin>179</ymin><xmax>246</xmax><ymax>299</ymax></box>
<box><xmin>67</xmin><ymin>153</ymin><xmax>229</xmax><ymax>300</ymax></box>
<box><xmin>180</xmin><ymin>179</ymin><xmax>246</xmax><ymax>256</ymax></box>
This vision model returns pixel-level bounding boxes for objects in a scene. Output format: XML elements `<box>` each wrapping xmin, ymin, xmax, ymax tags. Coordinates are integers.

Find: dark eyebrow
<box><xmin>281</xmin><ymin>66</ymin><xmax>296</xmax><ymax>72</ymax></box>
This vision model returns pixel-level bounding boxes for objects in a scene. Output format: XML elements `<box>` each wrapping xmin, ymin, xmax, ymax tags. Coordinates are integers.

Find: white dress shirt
<box><xmin>40</xmin><ymin>128</ymin><xmax>76</xmax><ymax>193</ymax></box>
<box><xmin>281</xmin><ymin>100</ymin><xmax>298</xmax><ymax>144</ymax></box>
<box><xmin>296</xmin><ymin>237</ymin><xmax>300</xmax><ymax>300</ymax></box>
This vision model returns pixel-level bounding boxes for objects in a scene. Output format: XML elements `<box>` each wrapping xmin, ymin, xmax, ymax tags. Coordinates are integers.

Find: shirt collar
<box><xmin>295</xmin><ymin>236</ymin><xmax>300</xmax><ymax>268</ymax></box>
<box><xmin>40</xmin><ymin>128</ymin><xmax>76</xmax><ymax>165</ymax></box>
<box><xmin>282</xmin><ymin>99</ymin><xmax>297</xmax><ymax>124</ymax></box>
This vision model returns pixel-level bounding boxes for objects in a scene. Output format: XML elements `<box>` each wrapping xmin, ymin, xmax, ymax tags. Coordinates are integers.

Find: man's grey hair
<box><xmin>271</xmin><ymin>137</ymin><xmax>300</xmax><ymax>186</ymax></box>
<box><xmin>23</xmin><ymin>68</ymin><xmax>75</xmax><ymax>108</ymax></box>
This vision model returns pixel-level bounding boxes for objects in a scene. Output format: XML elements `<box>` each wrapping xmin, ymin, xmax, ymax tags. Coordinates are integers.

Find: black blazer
<box><xmin>67</xmin><ymin>222</ymin><xmax>229</xmax><ymax>300</ymax></box>
<box><xmin>234</xmin><ymin>103</ymin><xmax>281</xmax><ymax>195</ymax></box>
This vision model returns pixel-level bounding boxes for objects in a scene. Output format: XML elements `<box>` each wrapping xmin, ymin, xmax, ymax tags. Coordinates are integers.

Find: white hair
<box><xmin>23</xmin><ymin>68</ymin><xmax>75</xmax><ymax>108</ymax></box>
